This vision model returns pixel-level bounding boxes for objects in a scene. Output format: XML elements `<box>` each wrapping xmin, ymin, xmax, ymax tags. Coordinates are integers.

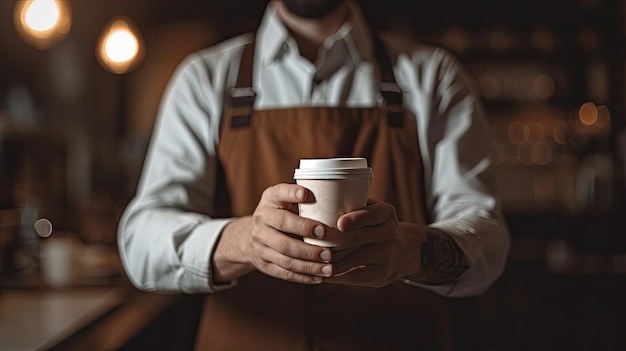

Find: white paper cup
<box><xmin>40</xmin><ymin>234</ymin><xmax>81</xmax><ymax>288</ymax></box>
<box><xmin>294</xmin><ymin>158</ymin><xmax>373</xmax><ymax>247</ymax></box>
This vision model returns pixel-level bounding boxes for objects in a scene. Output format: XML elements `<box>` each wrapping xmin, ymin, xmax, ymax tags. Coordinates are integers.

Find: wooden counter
<box><xmin>0</xmin><ymin>287</ymin><xmax>125</xmax><ymax>351</ymax></box>
<box><xmin>0</xmin><ymin>286</ymin><xmax>204</xmax><ymax>351</ymax></box>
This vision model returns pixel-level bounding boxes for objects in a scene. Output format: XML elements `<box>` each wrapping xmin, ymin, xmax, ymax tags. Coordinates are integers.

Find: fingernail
<box><xmin>313</xmin><ymin>226</ymin><xmax>324</xmax><ymax>238</ymax></box>
<box><xmin>321</xmin><ymin>265</ymin><xmax>332</xmax><ymax>275</ymax></box>
<box><xmin>313</xmin><ymin>276</ymin><xmax>323</xmax><ymax>282</ymax></box>
<box><xmin>296</xmin><ymin>189</ymin><xmax>304</xmax><ymax>200</ymax></box>
<box><xmin>320</xmin><ymin>250</ymin><xmax>331</xmax><ymax>261</ymax></box>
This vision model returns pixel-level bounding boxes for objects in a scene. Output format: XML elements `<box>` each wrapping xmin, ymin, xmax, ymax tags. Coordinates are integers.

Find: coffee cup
<box><xmin>293</xmin><ymin>157</ymin><xmax>373</xmax><ymax>247</ymax></box>
<box><xmin>40</xmin><ymin>233</ymin><xmax>81</xmax><ymax>288</ymax></box>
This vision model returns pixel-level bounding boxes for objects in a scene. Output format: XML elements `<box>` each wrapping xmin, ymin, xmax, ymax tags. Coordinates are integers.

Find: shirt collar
<box><xmin>256</xmin><ymin>1</ymin><xmax>375</xmax><ymax>67</ymax></box>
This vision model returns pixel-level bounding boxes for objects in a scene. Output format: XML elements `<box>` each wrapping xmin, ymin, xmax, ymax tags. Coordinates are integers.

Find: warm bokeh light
<box><xmin>13</xmin><ymin>0</ymin><xmax>72</xmax><ymax>50</ymax></box>
<box><xmin>578</xmin><ymin>102</ymin><xmax>598</xmax><ymax>126</ymax></box>
<box><xmin>508</xmin><ymin>121</ymin><xmax>526</xmax><ymax>144</ymax></box>
<box><xmin>104</xmin><ymin>30</ymin><xmax>139</xmax><ymax>63</ymax></box>
<box><xmin>595</xmin><ymin>105</ymin><xmax>611</xmax><ymax>128</ymax></box>
<box><xmin>524</xmin><ymin>122</ymin><xmax>544</xmax><ymax>143</ymax></box>
<box><xmin>572</xmin><ymin>102</ymin><xmax>611</xmax><ymax>136</ymax></box>
<box><xmin>552</xmin><ymin>121</ymin><xmax>571</xmax><ymax>145</ymax></box>
<box><xmin>96</xmin><ymin>17</ymin><xmax>145</xmax><ymax>74</ymax></box>
<box><xmin>24</xmin><ymin>0</ymin><xmax>59</xmax><ymax>32</ymax></box>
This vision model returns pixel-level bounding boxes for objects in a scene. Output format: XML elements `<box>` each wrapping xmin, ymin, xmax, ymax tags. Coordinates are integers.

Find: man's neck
<box><xmin>276</xmin><ymin>1</ymin><xmax>349</xmax><ymax>63</ymax></box>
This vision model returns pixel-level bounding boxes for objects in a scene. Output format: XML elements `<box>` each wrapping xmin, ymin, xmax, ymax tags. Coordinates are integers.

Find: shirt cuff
<box><xmin>178</xmin><ymin>218</ymin><xmax>238</xmax><ymax>293</ymax></box>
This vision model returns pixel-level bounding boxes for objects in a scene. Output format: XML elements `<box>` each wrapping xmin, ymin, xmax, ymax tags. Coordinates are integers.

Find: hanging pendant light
<box><xmin>96</xmin><ymin>16</ymin><xmax>146</xmax><ymax>75</ymax></box>
<box><xmin>13</xmin><ymin>0</ymin><xmax>73</xmax><ymax>50</ymax></box>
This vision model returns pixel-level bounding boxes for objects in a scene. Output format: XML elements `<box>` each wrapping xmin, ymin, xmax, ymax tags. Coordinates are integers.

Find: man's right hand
<box><xmin>212</xmin><ymin>183</ymin><xmax>334</xmax><ymax>284</ymax></box>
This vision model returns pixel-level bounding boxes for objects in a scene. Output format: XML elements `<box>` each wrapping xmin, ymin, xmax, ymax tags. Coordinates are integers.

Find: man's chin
<box><xmin>282</xmin><ymin>0</ymin><xmax>345</xmax><ymax>19</ymax></box>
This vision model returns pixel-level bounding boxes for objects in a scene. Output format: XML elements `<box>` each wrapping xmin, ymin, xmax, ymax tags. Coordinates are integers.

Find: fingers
<box><xmin>256</xmin><ymin>210</ymin><xmax>326</xmax><ymax>242</ymax></box>
<box><xmin>255</xmin><ymin>242</ymin><xmax>334</xmax><ymax>284</ymax></box>
<box><xmin>259</xmin><ymin>183</ymin><xmax>311</xmax><ymax>211</ymax></box>
<box><xmin>257</xmin><ymin>183</ymin><xmax>326</xmax><ymax>241</ymax></box>
<box><xmin>251</xmin><ymin>191</ymin><xmax>404</xmax><ymax>287</ymax></box>
<box><xmin>256</xmin><ymin>227</ymin><xmax>332</xmax><ymax>263</ymax></box>
<box><xmin>251</xmin><ymin>183</ymin><xmax>337</xmax><ymax>283</ymax></box>
<box><xmin>323</xmin><ymin>221</ymin><xmax>391</xmax><ymax>250</ymax></box>
<box><xmin>337</xmin><ymin>200</ymin><xmax>395</xmax><ymax>232</ymax></box>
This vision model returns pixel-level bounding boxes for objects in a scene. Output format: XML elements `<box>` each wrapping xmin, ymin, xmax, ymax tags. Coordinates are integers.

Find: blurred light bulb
<box><xmin>13</xmin><ymin>0</ymin><xmax>72</xmax><ymax>50</ymax></box>
<box><xmin>105</xmin><ymin>30</ymin><xmax>139</xmax><ymax>63</ymax></box>
<box><xmin>96</xmin><ymin>16</ymin><xmax>145</xmax><ymax>74</ymax></box>
<box><xmin>24</xmin><ymin>0</ymin><xmax>59</xmax><ymax>32</ymax></box>
<box><xmin>579</xmin><ymin>102</ymin><xmax>598</xmax><ymax>126</ymax></box>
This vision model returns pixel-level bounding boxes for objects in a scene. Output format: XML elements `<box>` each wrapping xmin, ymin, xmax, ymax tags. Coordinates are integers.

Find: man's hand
<box><xmin>212</xmin><ymin>183</ymin><xmax>335</xmax><ymax>284</ymax></box>
<box><xmin>324</xmin><ymin>199</ymin><xmax>468</xmax><ymax>287</ymax></box>
<box><xmin>322</xmin><ymin>200</ymin><xmax>425</xmax><ymax>287</ymax></box>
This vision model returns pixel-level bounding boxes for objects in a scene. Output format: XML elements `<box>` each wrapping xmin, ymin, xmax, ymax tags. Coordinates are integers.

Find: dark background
<box><xmin>1</xmin><ymin>0</ymin><xmax>625</xmax><ymax>350</ymax></box>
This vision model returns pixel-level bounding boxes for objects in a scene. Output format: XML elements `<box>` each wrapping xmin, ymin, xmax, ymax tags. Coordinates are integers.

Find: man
<box><xmin>118</xmin><ymin>0</ymin><xmax>511</xmax><ymax>349</ymax></box>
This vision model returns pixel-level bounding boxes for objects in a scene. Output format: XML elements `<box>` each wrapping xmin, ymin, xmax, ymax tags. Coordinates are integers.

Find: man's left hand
<box><xmin>323</xmin><ymin>200</ymin><xmax>426</xmax><ymax>287</ymax></box>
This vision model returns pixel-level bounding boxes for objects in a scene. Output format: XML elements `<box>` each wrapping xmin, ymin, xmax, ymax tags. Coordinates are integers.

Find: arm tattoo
<box><xmin>405</xmin><ymin>229</ymin><xmax>469</xmax><ymax>285</ymax></box>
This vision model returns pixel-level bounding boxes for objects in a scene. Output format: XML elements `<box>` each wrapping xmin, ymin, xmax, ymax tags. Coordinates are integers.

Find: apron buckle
<box><xmin>228</xmin><ymin>87</ymin><xmax>257</xmax><ymax>107</ymax></box>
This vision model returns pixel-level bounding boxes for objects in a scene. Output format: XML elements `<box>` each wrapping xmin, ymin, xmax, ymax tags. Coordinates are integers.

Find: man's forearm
<box><xmin>405</xmin><ymin>228</ymin><xmax>469</xmax><ymax>285</ymax></box>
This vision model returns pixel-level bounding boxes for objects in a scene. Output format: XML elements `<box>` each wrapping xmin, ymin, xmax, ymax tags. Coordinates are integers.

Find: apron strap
<box><xmin>373</xmin><ymin>36</ymin><xmax>404</xmax><ymax>127</ymax></box>
<box><xmin>373</xmin><ymin>36</ymin><xmax>402</xmax><ymax>103</ymax></box>
<box><xmin>225</xmin><ymin>38</ymin><xmax>257</xmax><ymax>128</ymax></box>
<box><xmin>227</xmin><ymin>33</ymin><xmax>405</xmax><ymax>126</ymax></box>
<box><xmin>233</xmin><ymin>38</ymin><xmax>255</xmax><ymax>92</ymax></box>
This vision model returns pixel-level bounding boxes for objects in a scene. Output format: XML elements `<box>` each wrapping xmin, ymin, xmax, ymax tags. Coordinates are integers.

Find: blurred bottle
<box><xmin>577</xmin><ymin>153</ymin><xmax>614</xmax><ymax>212</ymax></box>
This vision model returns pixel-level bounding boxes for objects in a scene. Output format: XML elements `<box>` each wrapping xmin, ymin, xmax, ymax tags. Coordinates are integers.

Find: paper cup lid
<box><xmin>298</xmin><ymin>158</ymin><xmax>368</xmax><ymax>170</ymax></box>
<box><xmin>294</xmin><ymin>158</ymin><xmax>373</xmax><ymax>179</ymax></box>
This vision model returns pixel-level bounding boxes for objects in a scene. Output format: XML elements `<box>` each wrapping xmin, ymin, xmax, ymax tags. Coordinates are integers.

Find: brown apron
<box><xmin>195</xmin><ymin>36</ymin><xmax>452</xmax><ymax>351</ymax></box>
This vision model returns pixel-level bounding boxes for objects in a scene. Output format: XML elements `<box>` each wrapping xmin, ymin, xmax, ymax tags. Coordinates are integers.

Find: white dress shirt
<box><xmin>118</xmin><ymin>1</ymin><xmax>511</xmax><ymax>297</ymax></box>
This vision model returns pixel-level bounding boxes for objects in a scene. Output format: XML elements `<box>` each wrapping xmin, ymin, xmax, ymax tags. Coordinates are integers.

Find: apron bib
<box><xmin>195</xmin><ymin>36</ymin><xmax>452</xmax><ymax>351</ymax></box>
